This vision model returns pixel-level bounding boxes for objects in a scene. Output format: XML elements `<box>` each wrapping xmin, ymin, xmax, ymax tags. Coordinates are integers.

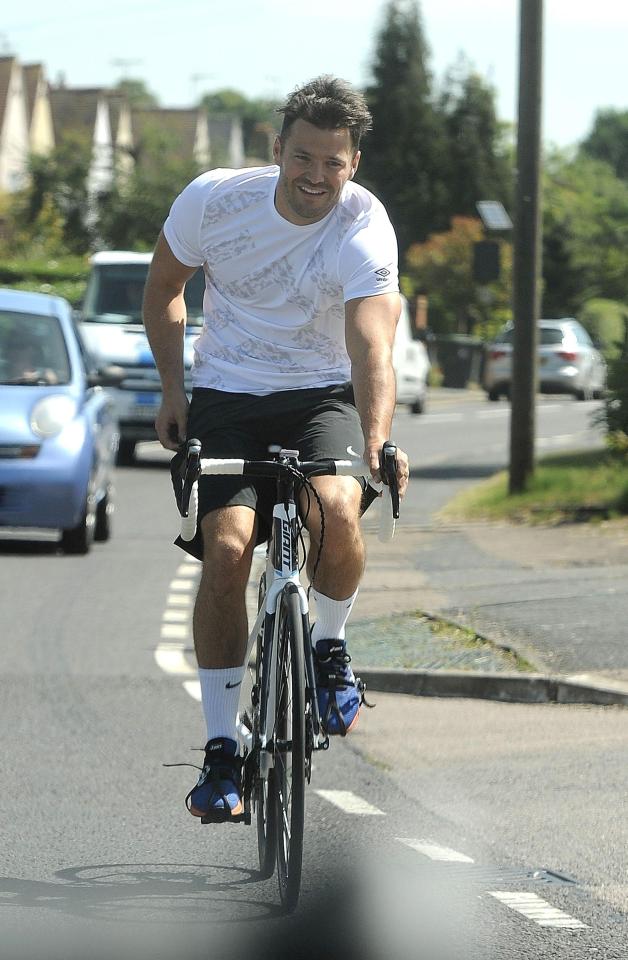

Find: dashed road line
<box><xmin>155</xmin><ymin>560</ymin><xmax>200</xmax><ymax>692</ymax></box>
<box><xmin>315</xmin><ymin>789</ymin><xmax>385</xmax><ymax>816</ymax></box>
<box><xmin>489</xmin><ymin>891</ymin><xmax>588</xmax><ymax>929</ymax></box>
<box><xmin>396</xmin><ymin>838</ymin><xmax>474</xmax><ymax>862</ymax></box>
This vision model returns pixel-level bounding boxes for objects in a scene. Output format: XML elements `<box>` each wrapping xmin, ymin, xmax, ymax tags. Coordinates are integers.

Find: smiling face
<box><xmin>273</xmin><ymin>118</ymin><xmax>360</xmax><ymax>225</ymax></box>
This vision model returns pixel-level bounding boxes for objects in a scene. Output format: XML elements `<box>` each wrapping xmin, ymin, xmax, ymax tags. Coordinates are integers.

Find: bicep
<box><xmin>345</xmin><ymin>293</ymin><xmax>401</xmax><ymax>359</ymax></box>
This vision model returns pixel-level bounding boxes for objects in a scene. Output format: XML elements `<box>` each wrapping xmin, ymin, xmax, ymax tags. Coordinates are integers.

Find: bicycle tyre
<box><xmin>274</xmin><ymin>584</ymin><xmax>306</xmax><ymax>913</ymax></box>
<box><xmin>255</xmin><ymin>573</ymin><xmax>278</xmax><ymax>879</ymax></box>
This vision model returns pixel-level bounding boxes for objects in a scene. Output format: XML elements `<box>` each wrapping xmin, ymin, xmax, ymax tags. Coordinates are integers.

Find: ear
<box><xmin>350</xmin><ymin>149</ymin><xmax>361</xmax><ymax>179</ymax></box>
<box><xmin>273</xmin><ymin>136</ymin><xmax>282</xmax><ymax>163</ymax></box>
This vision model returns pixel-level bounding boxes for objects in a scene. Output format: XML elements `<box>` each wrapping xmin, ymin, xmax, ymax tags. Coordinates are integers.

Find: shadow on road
<box><xmin>410</xmin><ymin>462</ymin><xmax>503</xmax><ymax>481</ymax></box>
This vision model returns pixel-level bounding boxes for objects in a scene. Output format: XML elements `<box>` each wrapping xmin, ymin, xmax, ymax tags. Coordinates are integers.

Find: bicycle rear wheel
<box><xmin>274</xmin><ymin>584</ymin><xmax>306</xmax><ymax>913</ymax></box>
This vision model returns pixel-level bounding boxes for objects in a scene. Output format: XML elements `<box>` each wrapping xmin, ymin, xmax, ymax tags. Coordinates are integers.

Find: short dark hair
<box><xmin>277</xmin><ymin>75</ymin><xmax>372</xmax><ymax>152</ymax></box>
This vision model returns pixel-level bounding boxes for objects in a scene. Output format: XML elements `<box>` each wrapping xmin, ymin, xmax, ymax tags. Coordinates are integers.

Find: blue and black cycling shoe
<box><xmin>186</xmin><ymin>737</ymin><xmax>244</xmax><ymax>821</ymax></box>
<box><xmin>313</xmin><ymin>639</ymin><xmax>363</xmax><ymax>736</ymax></box>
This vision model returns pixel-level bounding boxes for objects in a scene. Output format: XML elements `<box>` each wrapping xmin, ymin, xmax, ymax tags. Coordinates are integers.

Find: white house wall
<box><xmin>0</xmin><ymin>61</ymin><xmax>29</xmax><ymax>192</ymax></box>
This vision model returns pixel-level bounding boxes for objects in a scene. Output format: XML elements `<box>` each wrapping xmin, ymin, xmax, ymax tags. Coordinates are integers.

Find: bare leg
<box><xmin>193</xmin><ymin>505</ymin><xmax>257</xmax><ymax>668</ymax></box>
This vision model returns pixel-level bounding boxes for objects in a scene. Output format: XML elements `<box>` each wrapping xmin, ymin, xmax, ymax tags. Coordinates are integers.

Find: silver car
<box><xmin>483</xmin><ymin>318</ymin><xmax>607</xmax><ymax>402</ymax></box>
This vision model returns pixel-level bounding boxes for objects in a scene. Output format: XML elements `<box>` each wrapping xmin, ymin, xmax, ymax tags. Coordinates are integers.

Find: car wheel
<box><xmin>116</xmin><ymin>439</ymin><xmax>136</xmax><ymax>466</ymax></box>
<box><xmin>94</xmin><ymin>490</ymin><xmax>113</xmax><ymax>542</ymax></box>
<box><xmin>487</xmin><ymin>389</ymin><xmax>501</xmax><ymax>402</ymax></box>
<box><xmin>410</xmin><ymin>397</ymin><xmax>425</xmax><ymax>415</ymax></box>
<box><xmin>61</xmin><ymin>499</ymin><xmax>96</xmax><ymax>555</ymax></box>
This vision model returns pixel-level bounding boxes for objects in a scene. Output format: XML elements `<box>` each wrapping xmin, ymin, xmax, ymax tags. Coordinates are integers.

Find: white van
<box><xmin>78</xmin><ymin>252</ymin><xmax>205</xmax><ymax>464</ymax></box>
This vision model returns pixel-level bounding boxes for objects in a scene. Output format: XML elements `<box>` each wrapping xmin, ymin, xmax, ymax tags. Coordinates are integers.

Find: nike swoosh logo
<box><xmin>346</xmin><ymin>445</ymin><xmax>362</xmax><ymax>459</ymax></box>
<box><xmin>225</xmin><ymin>680</ymin><xmax>242</xmax><ymax>689</ymax></box>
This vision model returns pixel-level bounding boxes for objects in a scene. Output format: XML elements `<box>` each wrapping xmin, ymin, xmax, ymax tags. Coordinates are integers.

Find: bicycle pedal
<box><xmin>200</xmin><ymin>810</ymin><xmax>246</xmax><ymax>825</ymax></box>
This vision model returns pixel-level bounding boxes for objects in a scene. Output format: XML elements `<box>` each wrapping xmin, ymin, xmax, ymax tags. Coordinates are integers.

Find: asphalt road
<box><xmin>1</xmin><ymin>393</ymin><xmax>626</xmax><ymax>958</ymax></box>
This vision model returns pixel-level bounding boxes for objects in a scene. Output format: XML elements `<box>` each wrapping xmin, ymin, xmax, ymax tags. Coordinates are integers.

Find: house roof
<box><xmin>131</xmin><ymin>107</ymin><xmax>200</xmax><ymax>153</ymax></box>
<box><xmin>0</xmin><ymin>57</ymin><xmax>17</xmax><ymax>135</ymax></box>
<box><xmin>49</xmin><ymin>86</ymin><xmax>105</xmax><ymax>140</ymax></box>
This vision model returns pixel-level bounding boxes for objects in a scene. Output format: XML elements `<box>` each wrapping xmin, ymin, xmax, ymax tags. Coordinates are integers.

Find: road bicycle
<box><xmin>176</xmin><ymin>438</ymin><xmax>399</xmax><ymax>912</ymax></box>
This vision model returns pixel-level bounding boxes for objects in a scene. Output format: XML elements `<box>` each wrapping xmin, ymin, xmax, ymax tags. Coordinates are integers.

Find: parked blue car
<box><xmin>0</xmin><ymin>288</ymin><xmax>120</xmax><ymax>553</ymax></box>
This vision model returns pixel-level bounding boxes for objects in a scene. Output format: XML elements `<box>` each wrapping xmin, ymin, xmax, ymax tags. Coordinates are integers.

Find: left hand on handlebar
<box><xmin>366</xmin><ymin>443</ymin><xmax>409</xmax><ymax>499</ymax></box>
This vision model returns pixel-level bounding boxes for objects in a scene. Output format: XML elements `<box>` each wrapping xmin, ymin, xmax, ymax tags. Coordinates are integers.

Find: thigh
<box><xmin>286</xmin><ymin>382</ymin><xmax>365</xmax><ymax>463</ymax></box>
<box><xmin>175</xmin><ymin>389</ymin><xmax>276</xmax><ymax>557</ymax></box>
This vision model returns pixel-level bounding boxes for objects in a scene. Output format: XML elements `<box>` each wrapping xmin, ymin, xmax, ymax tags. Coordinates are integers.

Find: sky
<box><xmin>4</xmin><ymin>0</ymin><xmax>627</xmax><ymax>148</ymax></box>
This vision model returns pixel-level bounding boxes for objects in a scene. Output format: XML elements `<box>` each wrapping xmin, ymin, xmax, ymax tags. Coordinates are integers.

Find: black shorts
<box><xmin>172</xmin><ymin>382</ymin><xmax>369</xmax><ymax>559</ymax></box>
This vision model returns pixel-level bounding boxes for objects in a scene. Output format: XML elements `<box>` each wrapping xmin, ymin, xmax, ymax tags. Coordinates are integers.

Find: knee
<box><xmin>307</xmin><ymin>482</ymin><xmax>361</xmax><ymax>546</ymax></box>
<box><xmin>200</xmin><ymin>514</ymin><xmax>254</xmax><ymax>592</ymax></box>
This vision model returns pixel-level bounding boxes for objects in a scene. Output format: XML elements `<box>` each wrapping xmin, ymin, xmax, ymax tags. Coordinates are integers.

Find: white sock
<box><xmin>310</xmin><ymin>588</ymin><xmax>359</xmax><ymax>644</ymax></box>
<box><xmin>198</xmin><ymin>665</ymin><xmax>246</xmax><ymax>743</ymax></box>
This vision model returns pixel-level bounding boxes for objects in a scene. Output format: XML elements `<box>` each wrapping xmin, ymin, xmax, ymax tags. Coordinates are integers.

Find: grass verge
<box><xmin>439</xmin><ymin>448</ymin><xmax>628</xmax><ymax>525</ymax></box>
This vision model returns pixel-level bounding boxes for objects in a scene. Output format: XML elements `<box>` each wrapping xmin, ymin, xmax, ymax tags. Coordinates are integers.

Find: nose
<box><xmin>305</xmin><ymin>160</ymin><xmax>325</xmax><ymax>184</ymax></box>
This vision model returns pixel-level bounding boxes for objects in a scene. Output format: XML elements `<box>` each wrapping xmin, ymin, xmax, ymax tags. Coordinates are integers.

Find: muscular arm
<box><xmin>345</xmin><ymin>292</ymin><xmax>409</xmax><ymax>496</ymax></box>
<box><xmin>143</xmin><ymin>231</ymin><xmax>198</xmax><ymax>450</ymax></box>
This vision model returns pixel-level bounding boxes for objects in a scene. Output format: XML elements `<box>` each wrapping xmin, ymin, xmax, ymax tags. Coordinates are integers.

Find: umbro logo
<box><xmin>374</xmin><ymin>267</ymin><xmax>391</xmax><ymax>281</ymax></box>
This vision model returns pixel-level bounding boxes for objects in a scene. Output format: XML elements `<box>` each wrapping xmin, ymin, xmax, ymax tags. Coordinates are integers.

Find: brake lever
<box><xmin>180</xmin><ymin>438</ymin><xmax>202</xmax><ymax>518</ymax></box>
<box><xmin>380</xmin><ymin>441</ymin><xmax>400</xmax><ymax>520</ymax></box>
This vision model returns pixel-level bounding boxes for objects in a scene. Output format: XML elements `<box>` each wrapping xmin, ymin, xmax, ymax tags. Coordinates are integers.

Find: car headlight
<box><xmin>30</xmin><ymin>395</ymin><xmax>77</xmax><ymax>438</ymax></box>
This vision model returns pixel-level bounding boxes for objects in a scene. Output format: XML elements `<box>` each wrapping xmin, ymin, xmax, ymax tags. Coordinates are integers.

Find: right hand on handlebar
<box><xmin>155</xmin><ymin>392</ymin><xmax>189</xmax><ymax>451</ymax></box>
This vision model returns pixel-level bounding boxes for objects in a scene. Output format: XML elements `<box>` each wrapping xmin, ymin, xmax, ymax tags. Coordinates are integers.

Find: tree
<box><xmin>404</xmin><ymin>216</ymin><xmax>512</xmax><ymax>336</ymax></box>
<box><xmin>360</xmin><ymin>0</ymin><xmax>449</xmax><ymax>254</ymax></box>
<box><xmin>581</xmin><ymin>108</ymin><xmax>628</xmax><ymax>182</ymax></box>
<box><xmin>5</xmin><ymin>134</ymin><xmax>93</xmax><ymax>255</ymax></box>
<box><xmin>113</xmin><ymin>78</ymin><xmax>159</xmax><ymax>110</ymax></box>
<box><xmin>99</xmin><ymin>126</ymin><xmax>199</xmax><ymax>250</ymax></box>
<box><xmin>543</xmin><ymin>150</ymin><xmax>628</xmax><ymax>311</ymax></box>
<box><xmin>438</xmin><ymin>55</ymin><xmax>513</xmax><ymax>219</ymax></box>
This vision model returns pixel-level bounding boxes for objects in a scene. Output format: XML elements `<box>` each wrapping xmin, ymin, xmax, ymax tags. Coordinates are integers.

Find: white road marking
<box><xmin>396</xmin><ymin>838</ymin><xmax>474</xmax><ymax>862</ymax></box>
<box><xmin>315</xmin><ymin>790</ymin><xmax>385</xmax><ymax>816</ymax></box>
<box><xmin>424</xmin><ymin>413</ymin><xmax>464</xmax><ymax>424</ymax></box>
<box><xmin>183</xmin><ymin>680</ymin><xmax>202</xmax><ymax>701</ymax></box>
<box><xmin>170</xmin><ymin>578</ymin><xmax>196</xmax><ymax>591</ymax></box>
<box><xmin>160</xmin><ymin>623</ymin><xmax>189</xmax><ymax>640</ymax></box>
<box><xmin>163</xmin><ymin>609</ymin><xmax>190</xmax><ymax>623</ymax></box>
<box><xmin>489</xmin><ymin>891</ymin><xmax>588</xmax><ymax>929</ymax></box>
<box><xmin>177</xmin><ymin>563</ymin><xmax>201</xmax><ymax>576</ymax></box>
<box><xmin>154</xmin><ymin>644</ymin><xmax>196</xmax><ymax>676</ymax></box>
<box><xmin>167</xmin><ymin>593</ymin><xmax>193</xmax><ymax>607</ymax></box>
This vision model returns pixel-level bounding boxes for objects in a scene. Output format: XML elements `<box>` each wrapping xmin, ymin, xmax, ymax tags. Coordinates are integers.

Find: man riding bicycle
<box><xmin>143</xmin><ymin>75</ymin><xmax>409</xmax><ymax>822</ymax></box>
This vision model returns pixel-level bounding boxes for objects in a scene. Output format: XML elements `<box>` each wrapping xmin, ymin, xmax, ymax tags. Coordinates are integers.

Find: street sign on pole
<box><xmin>476</xmin><ymin>201</ymin><xmax>513</xmax><ymax>232</ymax></box>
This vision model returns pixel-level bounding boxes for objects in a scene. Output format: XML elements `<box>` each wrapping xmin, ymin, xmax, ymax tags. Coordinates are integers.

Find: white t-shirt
<box><xmin>163</xmin><ymin>165</ymin><xmax>399</xmax><ymax>394</ymax></box>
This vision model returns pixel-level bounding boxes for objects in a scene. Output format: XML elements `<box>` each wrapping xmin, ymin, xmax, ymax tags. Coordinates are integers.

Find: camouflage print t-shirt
<box><xmin>163</xmin><ymin>165</ymin><xmax>399</xmax><ymax>395</ymax></box>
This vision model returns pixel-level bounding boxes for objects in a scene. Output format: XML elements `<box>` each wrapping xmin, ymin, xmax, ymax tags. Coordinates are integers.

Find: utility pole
<box><xmin>509</xmin><ymin>0</ymin><xmax>544</xmax><ymax>493</ymax></box>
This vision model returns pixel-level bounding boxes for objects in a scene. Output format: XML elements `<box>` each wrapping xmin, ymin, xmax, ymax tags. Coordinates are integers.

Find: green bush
<box><xmin>0</xmin><ymin>257</ymin><xmax>89</xmax><ymax>306</ymax></box>
<box><xmin>579</xmin><ymin>298</ymin><xmax>628</xmax><ymax>359</ymax></box>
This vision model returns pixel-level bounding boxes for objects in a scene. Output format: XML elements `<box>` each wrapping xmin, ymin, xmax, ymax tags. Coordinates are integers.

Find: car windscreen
<box><xmin>82</xmin><ymin>264</ymin><xmax>205</xmax><ymax>326</ymax></box>
<box><xmin>0</xmin><ymin>310</ymin><xmax>71</xmax><ymax>385</ymax></box>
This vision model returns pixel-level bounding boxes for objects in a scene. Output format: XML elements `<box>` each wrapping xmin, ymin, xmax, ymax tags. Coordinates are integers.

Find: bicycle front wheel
<box><xmin>274</xmin><ymin>584</ymin><xmax>306</xmax><ymax>913</ymax></box>
<box><xmin>255</xmin><ymin>573</ymin><xmax>278</xmax><ymax>880</ymax></box>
